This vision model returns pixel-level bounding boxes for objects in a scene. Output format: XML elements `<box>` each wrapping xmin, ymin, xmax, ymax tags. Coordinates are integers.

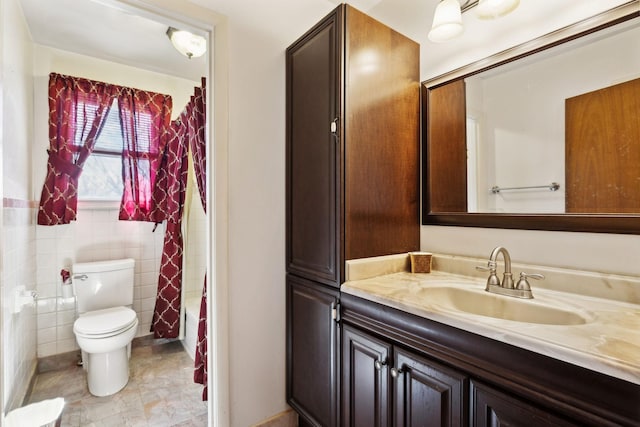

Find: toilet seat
<box><xmin>74</xmin><ymin>306</ymin><xmax>137</xmax><ymax>339</ymax></box>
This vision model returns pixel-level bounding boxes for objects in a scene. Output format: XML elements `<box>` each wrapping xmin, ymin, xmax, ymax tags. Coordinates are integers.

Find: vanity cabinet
<box><xmin>341</xmin><ymin>292</ymin><xmax>640</xmax><ymax>427</ymax></box>
<box><xmin>286</xmin><ymin>4</ymin><xmax>419</xmax><ymax>426</ymax></box>
<box><xmin>342</xmin><ymin>324</ymin><xmax>467</xmax><ymax>426</ymax></box>
<box><xmin>287</xmin><ymin>275</ymin><xmax>340</xmax><ymax>426</ymax></box>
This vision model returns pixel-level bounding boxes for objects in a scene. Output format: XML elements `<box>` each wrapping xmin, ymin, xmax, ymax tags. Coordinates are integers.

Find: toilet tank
<box><xmin>72</xmin><ymin>259</ymin><xmax>135</xmax><ymax>313</ymax></box>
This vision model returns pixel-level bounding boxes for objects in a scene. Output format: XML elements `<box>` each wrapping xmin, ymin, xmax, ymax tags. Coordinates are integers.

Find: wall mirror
<box><xmin>422</xmin><ymin>3</ymin><xmax>639</xmax><ymax>234</ymax></box>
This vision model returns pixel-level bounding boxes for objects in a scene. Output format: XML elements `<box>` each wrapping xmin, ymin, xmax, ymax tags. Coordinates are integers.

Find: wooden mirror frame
<box><xmin>421</xmin><ymin>2</ymin><xmax>640</xmax><ymax>234</ymax></box>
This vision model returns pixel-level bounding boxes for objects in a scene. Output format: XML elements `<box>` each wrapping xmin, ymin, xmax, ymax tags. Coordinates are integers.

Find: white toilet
<box><xmin>72</xmin><ymin>258</ymin><xmax>139</xmax><ymax>397</ymax></box>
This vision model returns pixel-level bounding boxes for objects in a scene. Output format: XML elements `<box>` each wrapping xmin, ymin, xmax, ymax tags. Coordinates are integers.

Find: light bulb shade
<box><xmin>428</xmin><ymin>0</ymin><xmax>464</xmax><ymax>43</ymax></box>
<box><xmin>166</xmin><ymin>27</ymin><xmax>207</xmax><ymax>59</ymax></box>
<box><xmin>476</xmin><ymin>0</ymin><xmax>520</xmax><ymax>19</ymax></box>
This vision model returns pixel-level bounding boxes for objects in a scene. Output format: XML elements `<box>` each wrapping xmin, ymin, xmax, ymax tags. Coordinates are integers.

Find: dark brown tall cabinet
<box><xmin>286</xmin><ymin>4</ymin><xmax>419</xmax><ymax>426</ymax></box>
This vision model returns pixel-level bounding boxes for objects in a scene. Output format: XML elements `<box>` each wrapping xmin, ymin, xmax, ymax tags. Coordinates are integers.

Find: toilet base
<box><xmin>85</xmin><ymin>347</ymin><xmax>129</xmax><ymax>397</ymax></box>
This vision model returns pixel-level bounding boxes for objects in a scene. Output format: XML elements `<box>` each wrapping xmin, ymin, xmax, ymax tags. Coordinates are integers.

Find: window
<box><xmin>77</xmin><ymin>99</ymin><xmax>123</xmax><ymax>201</ymax></box>
<box><xmin>77</xmin><ymin>98</ymin><xmax>155</xmax><ymax>202</ymax></box>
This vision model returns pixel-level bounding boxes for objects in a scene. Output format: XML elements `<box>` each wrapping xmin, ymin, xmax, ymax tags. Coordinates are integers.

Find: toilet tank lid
<box><xmin>72</xmin><ymin>258</ymin><xmax>135</xmax><ymax>273</ymax></box>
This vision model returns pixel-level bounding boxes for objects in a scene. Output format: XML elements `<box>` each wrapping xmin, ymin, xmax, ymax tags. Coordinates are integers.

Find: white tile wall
<box><xmin>35</xmin><ymin>206</ymin><xmax>165</xmax><ymax>357</ymax></box>
<box><xmin>2</xmin><ymin>207</ymin><xmax>38</xmax><ymax>410</ymax></box>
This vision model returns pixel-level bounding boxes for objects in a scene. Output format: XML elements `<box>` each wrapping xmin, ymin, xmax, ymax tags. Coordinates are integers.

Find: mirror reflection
<box><xmin>464</xmin><ymin>18</ymin><xmax>639</xmax><ymax>214</ymax></box>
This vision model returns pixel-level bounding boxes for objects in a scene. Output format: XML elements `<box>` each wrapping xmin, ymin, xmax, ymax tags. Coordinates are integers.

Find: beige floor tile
<box><xmin>27</xmin><ymin>338</ymin><xmax>207</xmax><ymax>426</ymax></box>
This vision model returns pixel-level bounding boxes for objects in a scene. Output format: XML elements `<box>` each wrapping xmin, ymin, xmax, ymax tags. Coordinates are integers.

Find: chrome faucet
<box><xmin>476</xmin><ymin>246</ymin><xmax>542</xmax><ymax>299</ymax></box>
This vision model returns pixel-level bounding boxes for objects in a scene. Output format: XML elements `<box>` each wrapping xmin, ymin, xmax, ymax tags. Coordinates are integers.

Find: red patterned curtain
<box><xmin>150</xmin><ymin>117</ymin><xmax>189</xmax><ymax>338</ymax></box>
<box><xmin>37</xmin><ymin>73</ymin><xmax>117</xmax><ymax>225</ymax></box>
<box><xmin>118</xmin><ymin>88</ymin><xmax>172</xmax><ymax>221</ymax></box>
<box><xmin>189</xmin><ymin>79</ymin><xmax>208</xmax><ymax>400</ymax></box>
<box><xmin>189</xmin><ymin>80</ymin><xmax>207</xmax><ymax>210</ymax></box>
<box><xmin>148</xmin><ymin>79</ymin><xmax>207</xmax><ymax>399</ymax></box>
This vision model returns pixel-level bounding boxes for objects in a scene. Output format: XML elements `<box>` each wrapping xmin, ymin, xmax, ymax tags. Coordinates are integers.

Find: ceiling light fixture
<box><xmin>428</xmin><ymin>0</ymin><xmax>520</xmax><ymax>43</ymax></box>
<box><xmin>476</xmin><ymin>0</ymin><xmax>520</xmax><ymax>19</ymax></box>
<box><xmin>166</xmin><ymin>27</ymin><xmax>207</xmax><ymax>59</ymax></box>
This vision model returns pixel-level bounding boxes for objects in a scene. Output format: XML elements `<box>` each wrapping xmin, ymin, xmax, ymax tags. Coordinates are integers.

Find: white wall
<box><xmin>0</xmin><ymin>0</ymin><xmax>4</xmax><ymax>412</ymax></box>
<box><xmin>222</xmin><ymin>6</ymin><xmax>333</xmax><ymax>426</ymax></box>
<box><xmin>184</xmin><ymin>0</ymin><xmax>336</xmax><ymax>424</ymax></box>
<box><xmin>1</xmin><ymin>0</ymin><xmax>37</xmax><ymax>411</ymax></box>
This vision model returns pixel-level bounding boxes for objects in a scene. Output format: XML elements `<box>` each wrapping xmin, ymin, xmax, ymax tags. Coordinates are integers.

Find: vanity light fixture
<box><xmin>428</xmin><ymin>0</ymin><xmax>464</xmax><ymax>43</ymax></box>
<box><xmin>166</xmin><ymin>27</ymin><xmax>207</xmax><ymax>59</ymax></box>
<box><xmin>428</xmin><ymin>0</ymin><xmax>520</xmax><ymax>43</ymax></box>
<box><xmin>476</xmin><ymin>0</ymin><xmax>520</xmax><ymax>19</ymax></box>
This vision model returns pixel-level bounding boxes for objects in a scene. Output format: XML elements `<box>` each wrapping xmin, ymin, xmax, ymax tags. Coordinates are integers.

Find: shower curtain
<box><xmin>149</xmin><ymin>115</ymin><xmax>189</xmax><ymax>338</ymax></box>
<box><xmin>150</xmin><ymin>78</ymin><xmax>208</xmax><ymax>399</ymax></box>
<box><xmin>188</xmin><ymin>81</ymin><xmax>208</xmax><ymax>400</ymax></box>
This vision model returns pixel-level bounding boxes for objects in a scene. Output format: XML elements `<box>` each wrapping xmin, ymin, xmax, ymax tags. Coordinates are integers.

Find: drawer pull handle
<box><xmin>390</xmin><ymin>367</ymin><xmax>403</xmax><ymax>378</ymax></box>
<box><xmin>374</xmin><ymin>359</ymin><xmax>388</xmax><ymax>370</ymax></box>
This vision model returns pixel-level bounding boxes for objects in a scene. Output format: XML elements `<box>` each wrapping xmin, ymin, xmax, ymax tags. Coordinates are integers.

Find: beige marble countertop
<box><xmin>341</xmin><ymin>254</ymin><xmax>640</xmax><ymax>385</ymax></box>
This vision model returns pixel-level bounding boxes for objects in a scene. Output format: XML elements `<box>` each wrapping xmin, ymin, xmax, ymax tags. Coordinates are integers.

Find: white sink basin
<box><xmin>416</xmin><ymin>286</ymin><xmax>592</xmax><ymax>325</ymax></box>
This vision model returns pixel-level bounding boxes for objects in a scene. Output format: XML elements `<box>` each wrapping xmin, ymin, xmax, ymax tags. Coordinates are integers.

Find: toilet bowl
<box><xmin>73</xmin><ymin>307</ymin><xmax>138</xmax><ymax>396</ymax></box>
<box><xmin>74</xmin><ymin>306</ymin><xmax>139</xmax><ymax>397</ymax></box>
<box><xmin>71</xmin><ymin>258</ymin><xmax>138</xmax><ymax>397</ymax></box>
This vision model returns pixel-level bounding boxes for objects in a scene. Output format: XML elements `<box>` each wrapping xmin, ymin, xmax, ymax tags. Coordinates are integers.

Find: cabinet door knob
<box><xmin>374</xmin><ymin>359</ymin><xmax>388</xmax><ymax>370</ymax></box>
<box><xmin>330</xmin><ymin>118</ymin><xmax>338</xmax><ymax>134</ymax></box>
<box><xmin>390</xmin><ymin>367</ymin><xmax>403</xmax><ymax>378</ymax></box>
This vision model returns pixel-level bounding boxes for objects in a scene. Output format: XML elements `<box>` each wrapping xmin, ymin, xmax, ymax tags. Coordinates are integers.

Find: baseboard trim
<box><xmin>252</xmin><ymin>409</ymin><xmax>298</xmax><ymax>427</ymax></box>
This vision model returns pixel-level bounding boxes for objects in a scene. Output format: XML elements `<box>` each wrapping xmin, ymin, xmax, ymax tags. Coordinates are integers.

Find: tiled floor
<box><xmin>27</xmin><ymin>337</ymin><xmax>208</xmax><ymax>426</ymax></box>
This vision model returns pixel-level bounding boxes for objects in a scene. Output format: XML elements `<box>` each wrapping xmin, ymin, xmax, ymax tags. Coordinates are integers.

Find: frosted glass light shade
<box><xmin>428</xmin><ymin>0</ymin><xmax>464</xmax><ymax>42</ymax></box>
<box><xmin>166</xmin><ymin>27</ymin><xmax>207</xmax><ymax>59</ymax></box>
<box><xmin>476</xmin><ymin>0</ymin><xmax>520</xmax><ymax>19</ymax></box>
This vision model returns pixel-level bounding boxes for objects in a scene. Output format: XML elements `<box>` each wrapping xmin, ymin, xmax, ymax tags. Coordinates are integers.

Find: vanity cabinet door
<box><xmin>393</xmin><ymin>348</ymin><xmax>468</xmax><ymax>427</ymax></box>
<box><xmin>470</xmin><ymin>381</ymin><xmax>578</xmax><ymax>427</ymax></box>
<box><xmin>342</xmin><ymin>325</ymin><xmax>392</xmax><ymax>427</ymax></box>
<box><xmin>287</xmin><ymin>276</ymin><xmax>340</xmax><ymax>427</ymax></box>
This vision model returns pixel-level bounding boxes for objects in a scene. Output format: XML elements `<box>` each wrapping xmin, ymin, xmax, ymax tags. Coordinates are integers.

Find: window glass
<box><xmin>78</xmin><ymin>99</ymin><xmax>123</xmax><ymax>200</ymax></box>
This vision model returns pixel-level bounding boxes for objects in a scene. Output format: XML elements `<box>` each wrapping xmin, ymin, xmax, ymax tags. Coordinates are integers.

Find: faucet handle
<box><xmin>475</xmin><ymin>260</ymin><xmax>497</xmax><ymax>272</ymax></box>
<box><xmin>477</xmin><ymin>262</ymin><xmax>500</xmax><ymax>287</ymax></box>
<box><xmin>516</xmin><ymin>272</ymin><xmax>544</xmax><ymax>290</ymax></box>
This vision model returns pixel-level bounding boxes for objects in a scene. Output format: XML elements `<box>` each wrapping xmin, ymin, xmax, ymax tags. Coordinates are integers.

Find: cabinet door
<box><xmin>342</xmin><ymin>325</ymin><xmax>392</xmax><ymax>427</ymax></box>
<box><xmin>344</xmin><ymin>6</ymin><xmax>420</xmax><ymax>260</ymax></box>
<box><xmin>471</xmin><ymin>381</ymin><xmax>578</xmax><ymax>427</ymax></box>
<box><xmin>287</xmin><ymin>275</ymin><xmax>340</xmax><ymax>426</ymax></box>
<box><xmin>286</xmin><ymin>6</ymin><xmax>342</xmax><ymax>287</ymax></box>
<box><xmin>393</xmin><ymin>348</ymin><xmax>468</xmax><ymax>427</ymax></box>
